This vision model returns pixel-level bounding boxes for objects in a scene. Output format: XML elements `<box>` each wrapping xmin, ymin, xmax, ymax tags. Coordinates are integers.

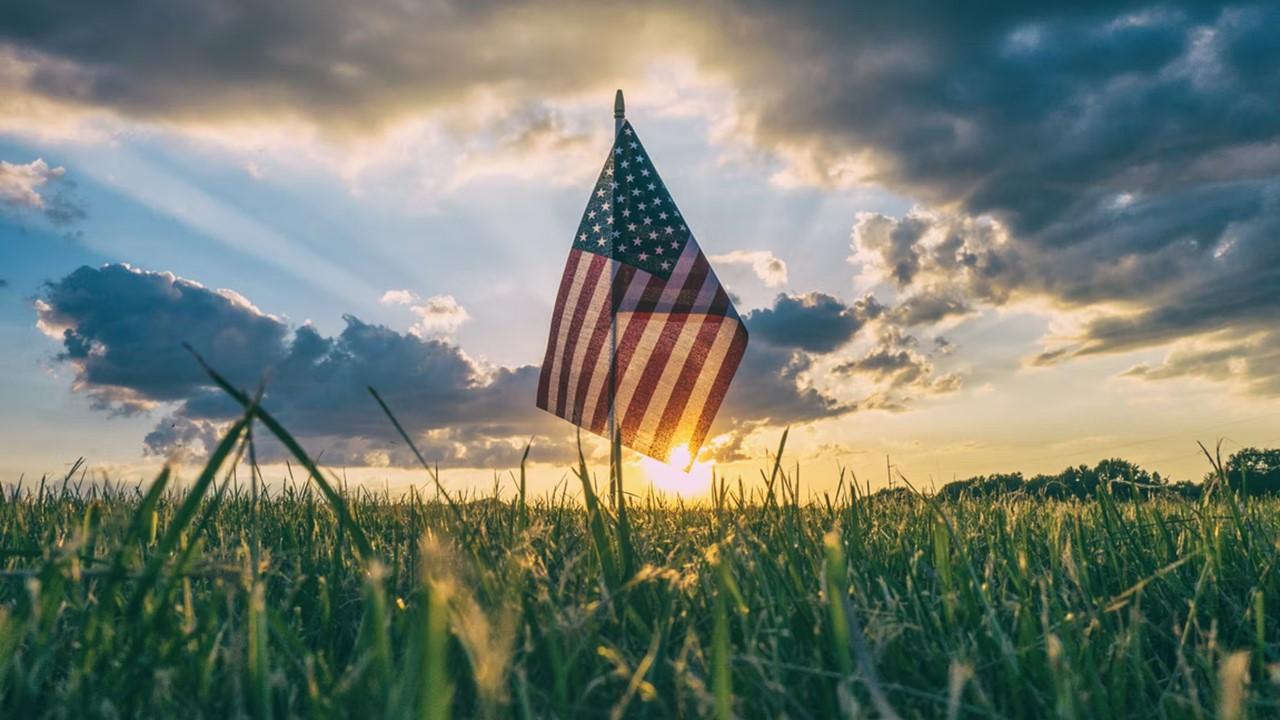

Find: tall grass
<box><xmin>0</xmin><ymin>373</ymin><xmax>1278</xmax><ymax>716</ymax></box>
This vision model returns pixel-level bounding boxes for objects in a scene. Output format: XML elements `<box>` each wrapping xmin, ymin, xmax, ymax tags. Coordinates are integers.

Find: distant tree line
<box><xmin>933</xmin><ymin>447</ymin><xmax>1280</xmax><ymax>500</ymax></box>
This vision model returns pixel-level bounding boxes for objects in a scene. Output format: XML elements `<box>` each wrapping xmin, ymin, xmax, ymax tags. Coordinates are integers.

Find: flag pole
<box><xmin>609</xmin><ymin>89</ymin><xmax>624</xmax><ymax>505</ymax></box>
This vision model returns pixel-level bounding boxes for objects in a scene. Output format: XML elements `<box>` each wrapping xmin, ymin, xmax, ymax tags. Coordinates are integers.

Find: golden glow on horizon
<box><xmin>639</xmin><ymin>444</ymin><xmax>713</xmax><ymax>497</ymax></box>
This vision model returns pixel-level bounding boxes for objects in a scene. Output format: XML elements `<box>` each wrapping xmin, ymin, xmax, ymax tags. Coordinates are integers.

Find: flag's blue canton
<box><xmin>572</xmin><ymin>121</ymin><xmax>691</xmax><ymax>279</ymax></box>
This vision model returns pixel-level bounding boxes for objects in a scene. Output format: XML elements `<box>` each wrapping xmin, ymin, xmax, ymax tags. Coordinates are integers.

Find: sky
<box><xmin>2</xmin><ymin>1</ymin><xmax>1278</xmax><ymax>496</ymax></box>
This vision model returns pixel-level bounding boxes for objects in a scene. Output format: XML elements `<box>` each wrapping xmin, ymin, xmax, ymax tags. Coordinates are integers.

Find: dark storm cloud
<box><xmin>716</xmin><ymin>292</ymin><xmax>879</xmax><ymax>427</ymax></box>
<box><xmin>1028</xmin><ymin>190</ymin><xmax>1280</xmax><ymax>383</ymax></box>
<box><xmin>716</xmin><ymin>343</ymin><xmax>850</xmax><ymax>430</ymax></box>
<box><xmin>36</xmin><ymin>265</ymin><xmax>289</xmax><ymax>411</ymax></box>
<box><xmin>790</xmin><ymin>3</ymin><xmax>1280</xmax><ymax>393</ymax></box>
<box><xmin>714</xmin><ymin>291</ymin><xmax>954</xmax><ymax>432</ymax></box>
<box><xmin>4</xmin><ymin>1</ymin><xmax>1275</xmax><ymax>226</ymax></box>
<box><xmin>37</xmin><ymin>264</ymin><xmax>571</xmax><ymax>467</ymax></box>
<box><xmin>854</xmin><ymin>178</ymin><xmax>1280</xmax><ymax>389</ymax></box>
<box><xmin>0</xmin><ymin>0</ymin><xmax>680</xmax><ymax>128</ymax></box>
<box><xmin>724</xmin><ymin>3</ymin><xmax>1268</xmax><ymax>231</ymax></box>
<box><xmin>745</xmin><ymin>292</ymin><xmax>882</xmax><ymax>353</ymax></box>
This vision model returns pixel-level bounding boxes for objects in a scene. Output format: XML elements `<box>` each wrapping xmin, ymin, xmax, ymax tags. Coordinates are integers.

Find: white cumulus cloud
<box><xmin>710</xmin><ymin>250</ymin><xmax>788</xmax><ymax>288</ymax></box>
<box><xmin>380</xmin><ymin>290</ymin><xmax>470</xmax><ymax>336</ymax></box>
<box><xmin>0</xmin><ymin>158</ymin><xmax>64</xmax><ymax>209</ymax></box>
<box><xmin>410</xmin><ymin>295</ymin><xmax>470</xmax><ymax>336</ymax></box>
<box><xmin>379</xmin><ymin>289</ymin><xmax>416</xmax><ymax>305</ymax></box>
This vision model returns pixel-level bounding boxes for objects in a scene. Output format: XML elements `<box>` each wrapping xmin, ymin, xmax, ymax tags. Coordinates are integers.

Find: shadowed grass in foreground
<box><xmin>1</xmin><ymin>384</ymin><xmax>1279</xmax><ymax>717</ymax></box>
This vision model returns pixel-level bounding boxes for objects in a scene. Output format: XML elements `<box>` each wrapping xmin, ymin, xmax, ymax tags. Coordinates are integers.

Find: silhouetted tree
<box><xmin>940</xmin><ymin>472</ymin><xmax>1025</xmax><ymax>499</ymax></box>
<box><xmin>1221</xmin><ymin>448</ymin><xmax>1280</xmax><ymax>496</ymax></box>
<box><xmin>927</xmin><ymin>449</ymin><xmax>1280</xmax><ymax>501</ymax></box>
<box><xmin>937</xmin><ymin>456</ymin><xmax>1213</xmax><ymax>501</ymax></box>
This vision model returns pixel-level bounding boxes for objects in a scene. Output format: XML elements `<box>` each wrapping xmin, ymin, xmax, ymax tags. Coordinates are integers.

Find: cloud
<box><xmin>1022</xmin><ymin>187</ymin><xmax>1280</xmax><ymax>377</ymax></box>
<box><xmin>721</xmin><ymin>4</ymin><xmax>1274</xmax><ymax>233</ymax></box>
<box><xmin>1122</xmin><ymin>329</ymin><xmax>1280</xmax><ymax>397</ymax></box>
<box><xmin>716</xmin><ymin>340</ymin><xmax>851</xmax><ymax>433</ymax></box>
<box><xmin>380</xmin><ymin>290</ymin><xmax>471</xmax><ymax>336</ymax></box>
<box><xmin>143</xmin><ymin>415</ymin><xmax>223</xmax><ymax>464</ymax></box>
<box><xmin>745</xmin><ymin>291</ymin><xmax>882</xmax><ymax>353</ymax></box>
<box><xmin>379</xmin><ymin>289</ymin><xmax>415</xmax><ymax>305</ymax></box>
<box><xmin>712</xmin><ymin>291</ymin><xmax>953</xmax><ymax>440</ymax></box>
<box><xmin>447</xmin><ymin>103</ymin><xmax>599</xmax><ymax>188</ymax></box>
<box><xmin>851</xmin><ymin>178</ymin><xmax>1280</xmax><ymax>391</ymax></box>
<box><xmin>889</xmin><ymin>289</ymin><xmax>972</xmax><ymax>327</ymax></box>
<box><xmin>786</xmin><ymin>4</ymin><xmax>1280</xmax><ymax>394</ymax></box>
<box><xmin>37</xmin><ymin>264</ymin><xmax>567</xmax><ymax>467</ymax></box>
<box><xmin>0</xmin><ymin>158</ymin><xmax>59</xmax><ymax>208</ymax></box>
<box><xmin>0</xmin><ymin>158</ymin><xmax>83</xmax><ymax>224</ymax></box>
<box><xmin>709</xmin><ymin>250</ymin><xmax>788</xmax><ymax>288</ymax></box>
<box><xmin>408</xmin><ymin>295</ymin><xmax>470</xmax><ymax>337</ymax></box>
<box><xmin>836</xmin><ymin>325</ymin><xmax>962</xmax><ymax>400</ymax></box>
<box><xmin>851</xmin><ymin>212</ymin><xmax>930</xmax><ymax>288</ymax></box>
<box><xmin>1029</xmin><ymin>346</ymin><xmax>1079</xmax><ymax>368</ymax></box>
<box><xmin>0</xmin><ymin>1</ymin><xmax>689</xmax><ymax>131</ymax></box>
<box><xmin>851</xmin><ymin>209</ymin><xmax>1019</xmax><ymax>306</ymax></box>
<box><xmin>35</xmin><ymin>265</ymin><xmax>290</xmax><ymax>412</ymax></box>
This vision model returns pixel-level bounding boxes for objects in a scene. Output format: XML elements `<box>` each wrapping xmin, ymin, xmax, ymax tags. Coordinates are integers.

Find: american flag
<box><xmin>536</xmin><ymin>120</ymin><xmax>748</xmax><ymax>463</ymax></box>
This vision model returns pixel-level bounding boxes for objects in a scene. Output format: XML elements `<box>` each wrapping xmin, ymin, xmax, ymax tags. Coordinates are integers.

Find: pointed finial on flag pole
<box><xmin>614</xmin><ymin>89</ymin><xmax>625</xmax><ymax>120</ymax></box>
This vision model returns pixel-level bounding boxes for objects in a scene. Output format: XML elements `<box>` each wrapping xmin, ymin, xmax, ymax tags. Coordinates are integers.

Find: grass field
<box><xmin>2</xmin><ymin>374</ymin><xmax>1279</xmax><ymax>718</ymax></box>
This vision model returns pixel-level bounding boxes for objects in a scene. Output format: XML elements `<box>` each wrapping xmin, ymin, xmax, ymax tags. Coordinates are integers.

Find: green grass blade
<box><xmin>185</xmin><ymin>344</ymin><xmax>374</xmax><ymax>562</ymax></box>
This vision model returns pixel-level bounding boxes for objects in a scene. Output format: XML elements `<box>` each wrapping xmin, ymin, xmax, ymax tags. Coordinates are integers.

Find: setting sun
<box><xmin>638</xmin><ymin>444</ymin><xmax>714</xmax><ymax>497</ymax></box>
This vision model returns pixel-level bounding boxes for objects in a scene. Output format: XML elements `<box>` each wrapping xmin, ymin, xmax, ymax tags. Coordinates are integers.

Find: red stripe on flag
<box><xmin>553</xmin><ymin>253</ymin><xmax>607</xmax><ymax>415</ymax></box>
<box><xmin>537</xmin><ymin>249</ymin><xmax>585</xmax><ymax>410</ymax></box>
